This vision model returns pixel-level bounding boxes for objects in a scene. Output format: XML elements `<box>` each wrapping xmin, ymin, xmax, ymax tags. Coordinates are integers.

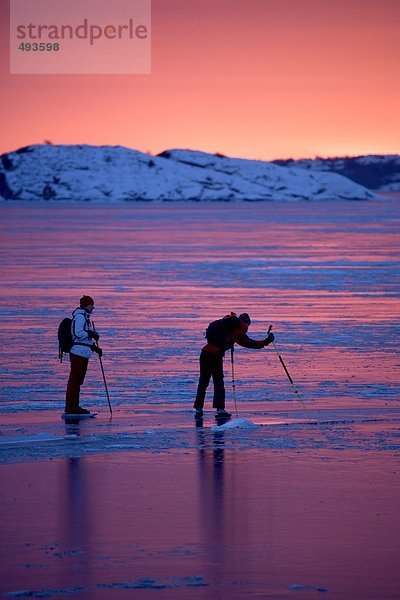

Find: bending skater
<box><xmin>194</xmin><ymin>312</ymin><xmax>274</xmax><ymax>418</ymax></box>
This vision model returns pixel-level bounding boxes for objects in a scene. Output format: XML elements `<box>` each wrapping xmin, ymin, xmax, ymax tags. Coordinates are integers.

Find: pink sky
<box><xmin>1</xmin><ymin>0</ymin><xmax>399</xmax><ymax>160</ymax></box>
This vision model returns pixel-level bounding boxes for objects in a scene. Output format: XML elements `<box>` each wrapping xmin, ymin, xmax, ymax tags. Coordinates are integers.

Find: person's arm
<box><xmin>87</xmin><ymin>323</ymin><xmax>100</xmax><ymax>341</ymax></box>
<box><xmin>234</xmin><ymin>331</ymin><xmax>264</xmax><ymax>349</ymax></box>
<box><xmin>72</xmin><ymin>314</ymin><xmax>90</xmax><ymax>341</ymax></box>
<box><xmin>234</xmin><ymin>331</ymin><xmax>275</xmax><ymax>349</ymax></box>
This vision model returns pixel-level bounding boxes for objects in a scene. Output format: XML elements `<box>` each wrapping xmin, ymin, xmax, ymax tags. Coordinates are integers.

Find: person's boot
<box><xmin>215</xmin><ymin>409</ymin><xmax>232</xmax><ymax>419</ymax></box>
<box><xmin>65</xmin><ymin>406</ymin><xmax>90</xmax><ymax>415</ymax></box>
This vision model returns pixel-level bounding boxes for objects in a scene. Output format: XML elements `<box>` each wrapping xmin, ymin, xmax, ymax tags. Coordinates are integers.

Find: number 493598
<box><xmin>19</xmin><ymin>43</ymin><xmax>60</xmax><ymax>51</ymax></box>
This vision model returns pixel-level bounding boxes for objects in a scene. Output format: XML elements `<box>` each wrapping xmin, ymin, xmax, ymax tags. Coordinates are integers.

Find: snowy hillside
<box><xmin>273</xmin><ymin>155</ymin><xmax>400</xmax><ymax>191</ymax></box>
<box><xmin>159</xmin><ymin>149</ymin><xmax>374</xmax><ymax>200</ymax></box>
<box><xmin>0</xmin><ymin>144</ymin><xmax>374</xmax><ymax>201</ymax></box>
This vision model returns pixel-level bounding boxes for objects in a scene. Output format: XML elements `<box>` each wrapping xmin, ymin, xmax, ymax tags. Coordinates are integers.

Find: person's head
<box><xmin>239</xmin><ymin>312</ymin><xmax>251</xmax><ymax>332</ymax></box>
<box><xmin>80</xmin><ymin>295</ymin><xmax>95</xmax><ymax>314</ymax></box>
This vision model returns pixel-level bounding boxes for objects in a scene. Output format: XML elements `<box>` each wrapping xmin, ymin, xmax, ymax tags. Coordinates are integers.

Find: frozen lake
<box><xmin>1</xmin><ymin>199</ymin><xmax>399</xmax><ymax>415</ymax></box>
<box><xmin>1</xmin><ymin>198</ymin><xmax>399</xmax><ymax>598</ymax></box>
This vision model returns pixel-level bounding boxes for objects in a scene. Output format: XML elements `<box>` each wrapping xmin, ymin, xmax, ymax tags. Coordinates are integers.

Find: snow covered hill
<box><xmin>272</xmin><ymin>155</ymin><xmax>400</xmax><ymax>192</ymax></box>
<box><xmin>0</xmin><ymin>144</ymin><xmax>374</xmax><ymax>201</ymax></box>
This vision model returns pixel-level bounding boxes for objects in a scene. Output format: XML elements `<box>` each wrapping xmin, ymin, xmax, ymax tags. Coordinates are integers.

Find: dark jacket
<box><xmin>203</xmin><ymin>315</ymin><xmax>264</xmax><ymax>355</ymax></box>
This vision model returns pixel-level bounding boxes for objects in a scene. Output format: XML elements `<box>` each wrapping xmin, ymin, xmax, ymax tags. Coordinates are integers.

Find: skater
<box><xmin>194</xmin><ymin>312</ymin><xmax>274</xmax><ymax>418</ymax></box>
<box><xmin>65</xmin><ymin>295</ymin><xmax>102</xmax><ymax>415</ymax></box>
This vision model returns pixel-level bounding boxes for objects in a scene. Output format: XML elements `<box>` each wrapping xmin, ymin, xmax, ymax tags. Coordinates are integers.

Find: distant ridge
<box><xmin>0</xmin><ymin>144</ymin><xmax>374</xmax><ymax>201</ymax></box>
<box><xmin>272</xmin><ymin>155</ymin><xmax>400</xmax><ymax>191</ymax></box>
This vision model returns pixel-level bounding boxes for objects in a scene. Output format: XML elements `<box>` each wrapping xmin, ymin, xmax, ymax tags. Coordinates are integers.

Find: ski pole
<box><xmin>92</xmin><ymin>320</ymin><xmax>112</xmax><ymax>415</ymax></box>
<box><xmin>268</xmin><ymin>325</ymin><xmax>307</xmax><ymax>410</ymax></box>
<box><xmin>230</xmin><ymin>346</ymin><xmax>239</xmax><ymax>418</ymax></box>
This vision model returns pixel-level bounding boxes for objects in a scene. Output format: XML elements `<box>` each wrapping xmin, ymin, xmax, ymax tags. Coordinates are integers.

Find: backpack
<box><xmin>206</xmin><ymin>315</ymin><xmax>239</xmax><ymax>351</ymax></box>
<box><xmin>58</xmin><ymin>317</ymin><xmax>73</xmax><ymax>362</ymax></box>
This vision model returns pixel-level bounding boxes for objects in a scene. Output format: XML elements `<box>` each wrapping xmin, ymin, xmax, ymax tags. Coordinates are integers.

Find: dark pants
<box><xmin>194</xmin><ymin>350</ymin><xmax>225</xmax><ymax>410</ymax></box>
<box><xmin>65</xmin><ymin>353</ymin><xmax>89</xmax><ymax>412</ymax></box>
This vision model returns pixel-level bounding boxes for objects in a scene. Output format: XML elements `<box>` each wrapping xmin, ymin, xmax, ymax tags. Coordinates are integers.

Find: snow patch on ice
<box><xmin>97</xmin><ymin>576</ymin><xmax>208</xmax><ymax>590</ymax></box>
<box><xmin>0</xmin><ymin>432</ymin><xmax>61</xmax><ymax>446</ymax></box>
<box><xmin>4</xmin><ymin>587</ymin><xmax>85</xmax><ymax>597</ymax></box>
<box><xmin>288</xmin><ymin>582</ymin><xmax>329</xmax><ymax>592</ymax></box>
<box><xmin>211</xmin><ymin>418</ymin><xmax>259</xmax><ymax>431</ymax></box>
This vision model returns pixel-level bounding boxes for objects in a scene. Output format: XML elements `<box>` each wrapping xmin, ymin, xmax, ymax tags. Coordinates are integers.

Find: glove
<box><xmin>88</xmin><ymin>330</ymin><xmax>100</xmax><ymax>341</ymax></box>
<box><xmin>93</xmin><ymin>345</ymin><xmax>103</xmax><ymax>358</ymax></box>
<box><xmin>264</xmin><ymin>332</ymin><xmax>275</xmax><ymax>346</ymax></box>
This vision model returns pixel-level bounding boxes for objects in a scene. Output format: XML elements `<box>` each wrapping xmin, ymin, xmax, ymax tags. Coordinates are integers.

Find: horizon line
<box><xmin>2</xmin><ymin>142</ymin><xmax>399</xmax><ymax>163</ymax></box>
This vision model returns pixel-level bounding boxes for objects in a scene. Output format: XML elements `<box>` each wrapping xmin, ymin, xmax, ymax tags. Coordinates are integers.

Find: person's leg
<box><xmin>194</xmin><ymin>350</ymin><xmax>212</xmax><ymax>409</ymax></box>
<box><xmin>65</xmin><ymin>353</ymin><xmax>88</xmax><ymax>412</ymax></box>
<box><xmin>212</xmin><ymin>355</ymin><xmax>225</xmax><ymax>409</ymax></box>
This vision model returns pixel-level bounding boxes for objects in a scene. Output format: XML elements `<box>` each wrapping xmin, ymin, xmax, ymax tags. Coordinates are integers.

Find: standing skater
<box><xmin>194</xmin><ymin>313</ymin><xmax>274</xmax><ymax>418</ymax></box>
<box><xmin>65</xmin><ymin>295</ymin><xmax>102</xmax><ymax>415</ymax></box>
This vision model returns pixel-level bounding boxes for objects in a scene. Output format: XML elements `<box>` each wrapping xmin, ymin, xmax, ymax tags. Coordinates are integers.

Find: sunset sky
<box><xmin>1</xmin><ymin>0</ymin><xmax>399</xmax><ymax>160</ymax></box>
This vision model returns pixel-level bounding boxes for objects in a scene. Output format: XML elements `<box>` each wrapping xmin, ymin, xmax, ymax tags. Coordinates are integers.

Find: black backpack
<box><xmin>206</xmin><ymin>315</ymin><xmax>239</xmax><ymax>351</ymax></box>
<box><xmin>58</xmin><ymin>317</ymin><xmax>73</xmax><ymax>362</ymax></box>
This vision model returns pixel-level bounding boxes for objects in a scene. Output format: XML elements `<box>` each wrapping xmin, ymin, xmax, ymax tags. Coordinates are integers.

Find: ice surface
<box><xmin>1</xmin><ymin>443</ymin><xmax>398</xmax><ymax>599</ymax></box>
<box><xmin>0</xmin><ymin>199</ymin><xmax>399</xmax><ymax>599</ymax></box>
<box><xmin>1</xmin><ymin>405</ymin><xmax>399</xmax><ymax>464</ymax></box>
<box><xmin>0</xmin><ymin>199</ymin><xmax>398</xmax><ymax>419</ymax></box>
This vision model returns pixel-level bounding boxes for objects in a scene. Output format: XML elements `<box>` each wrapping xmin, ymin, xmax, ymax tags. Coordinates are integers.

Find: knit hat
<box><xmin>239</xmin><ymin>313</ymin><xmax>251</xmax><ymax>325</ymax></box>
<box><xmin>80</xmin><ymin>295</ymin><xmax>95</xmax><ymax>308</ymax></box>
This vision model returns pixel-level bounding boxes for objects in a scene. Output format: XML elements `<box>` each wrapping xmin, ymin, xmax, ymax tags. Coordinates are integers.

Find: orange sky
<box><xmin>1</xmin><ymin>0</ymin><xmax>399</xmax><ymax>160</ymax></box>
